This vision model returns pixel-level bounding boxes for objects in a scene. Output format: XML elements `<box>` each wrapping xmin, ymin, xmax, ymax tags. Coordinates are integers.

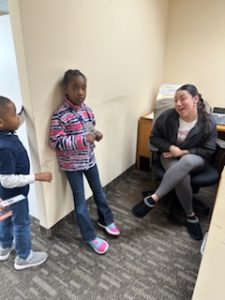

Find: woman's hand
<box><xmin>169</xmin><ymin>145</ymin><xmax>184</xmax><ymax>157</ymax></box>
<box><xmin>165</xmin><ymin>146</ymin><xmax>190</xmax><ymax>158</ymax></box>
<box><xmin>182</xmin><ymin>149</ymin><xmax>189</xmax><ymax>155</ymax></box>
<box><xmin>163</xmin><ymin>152</ymin><xmax>173</xmax><ymax>158</ymax></box>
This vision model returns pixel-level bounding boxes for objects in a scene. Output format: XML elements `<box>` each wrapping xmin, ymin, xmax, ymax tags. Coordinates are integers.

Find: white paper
<box><xmin>1</xmin><ymin>194</ymin><xmax>25</xmax><ymax>207</ymax></box>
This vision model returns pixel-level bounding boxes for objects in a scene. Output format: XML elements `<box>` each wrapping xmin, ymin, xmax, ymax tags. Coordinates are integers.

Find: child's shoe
<box><xmin>14</xmin><ymin>250</ymin><xmax>48</xmax><ymax>270</ymax></box>
<box><xmin>87</xmin><ymin>236</ymin><xmax>109</xmax><ymax>254</ymax></box>
<box><xmin>97</xmin><ymin>222</ymin><xmax>120</xmax><ymax>236</ymax></box>
<box><xmin>0</xmin><ymin>244</ymin><xmax>15</xmax><ymax>261</ymax></box>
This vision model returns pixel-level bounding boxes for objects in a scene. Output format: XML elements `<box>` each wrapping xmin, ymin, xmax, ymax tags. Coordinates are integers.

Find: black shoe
<box><xmin>131</xmin><ymin>196</ymin><xmax>155</xmax><ymax>218</ymax></box>
<box><xmin>186</xmin><ymin>216</ymin><xmax>203</xmax><ymax>240</ymax></box>
<box><xmin>142</xmin><ymin>190</ymin><xmax>154</xmax><ymax>198</ymax></box>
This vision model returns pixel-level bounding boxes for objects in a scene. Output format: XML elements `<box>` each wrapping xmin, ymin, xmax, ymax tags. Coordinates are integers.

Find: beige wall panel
<box><xmin>163</xmin><ymin>0</ymin><xmax>225</xmax><ymax>107</ymax></box>
<box><xmin>9</xmin><ymin>0</ymin><xmax>169</xmax><ymax>228</ymax></box>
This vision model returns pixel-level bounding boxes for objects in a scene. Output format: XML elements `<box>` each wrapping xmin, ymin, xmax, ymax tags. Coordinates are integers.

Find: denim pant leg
<box><xmin>65</xmin><ymin>171</ymin><xmax>96</xmax><ymax>242</ymax></box>
<box><xmin>0</xmin><ymin>213</ymin><xmax>13</xmax><ymax>249</ymax></box>
<box><xmin>85</xmin><ymin>164</ymin><xmax>114</xmax><ymax>226</ymax></box>
<box><xmin>12</xmin><ymin>198</ymin><xmax>32</xmax><ymax>259</ymax></box>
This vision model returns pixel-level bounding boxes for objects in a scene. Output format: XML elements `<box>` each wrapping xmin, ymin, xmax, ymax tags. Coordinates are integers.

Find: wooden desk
<box><xmin>136</xmin><ymin>115</ymin><xmax>225</xmax><ymax>170</ymax></box>
<box><xmin>217</xmin><ymin>124</ymin><xmax>225</xmax><ymax>133</ymax></box>
<box><xmin>192</xmin><ymin>167</ymin><xmax>225</xmax><ymax>300</ymax></box>
<box><xmin>136</xmin><ymin>116</ymin><xmax>153</xmax><ymax>169</ymax></box>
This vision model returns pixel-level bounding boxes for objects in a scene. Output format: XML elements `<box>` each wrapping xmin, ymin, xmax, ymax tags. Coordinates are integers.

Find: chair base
<box><xmin>193</xmin><ymin>198</ymin><xmax>210</xmax><ymax>216</ymax></box>
<box><xmin>168</xmin><ymin>212</ymin><xmax>186</xmax><ymax>226</ymax></box>
<box><xmin>168</xmin><ymin>194</ymin><xmax>210</xmax><ymax>226</ymax></box>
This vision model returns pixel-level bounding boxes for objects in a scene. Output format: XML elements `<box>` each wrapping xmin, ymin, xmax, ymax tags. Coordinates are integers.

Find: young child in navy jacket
<box><xmin>0</xmin><ymin>96</ymin><xmax>52</xmax><ymax>270</ymax></box>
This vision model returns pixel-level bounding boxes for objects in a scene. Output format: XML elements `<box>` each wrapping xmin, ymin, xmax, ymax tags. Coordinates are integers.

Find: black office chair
<box><xmin>132</xmin><ymin>141</ymin><xmax>221</xmax><ymax>225</ymax></box>
<box><xmin>149</xmin><ymin>143</ymin><xmax>220</xmax><ymax>225</ymax></box>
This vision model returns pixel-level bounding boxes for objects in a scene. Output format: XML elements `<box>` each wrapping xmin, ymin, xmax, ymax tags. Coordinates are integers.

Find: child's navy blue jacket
<box><xmin>0</xmin><ymin>130</ymin><xmax>30</xmax><ymax>199</ymax></box>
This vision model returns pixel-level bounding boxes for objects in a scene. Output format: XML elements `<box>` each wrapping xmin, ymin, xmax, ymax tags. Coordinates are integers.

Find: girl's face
<box><xmin>0</xmin><ymin>102</ymin><xmax>20</xmax><ymax>131</ymax></box>
<box><xmin>64</xmin><ymin>75</ymin><xmax>87</xmax><ymax>106</ymax></box>
<box><xmin>174</xmin><ymin>90</ymin><xmax>198</xmax><ymax>120</ymax></box>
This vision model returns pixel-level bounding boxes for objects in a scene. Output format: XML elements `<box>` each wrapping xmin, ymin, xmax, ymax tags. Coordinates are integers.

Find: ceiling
<box><xmin>0</xmin><ymin>0</ymin><xmax>8</xmax><ymax>15</ymax></box>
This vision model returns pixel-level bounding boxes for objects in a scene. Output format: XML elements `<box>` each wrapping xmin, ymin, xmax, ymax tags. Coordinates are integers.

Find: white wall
<box><xmin>163</xmin><ymin>0</ymin><xmax>225</xmax><ymax>107</ymax></box>
<box><xmin>0</xmin><ymin>15</ymin><xmax>38</xmax><ymax>218</ymax></box>
<box><xmin>9</xmin><ymin>0</ymin><xmax>170</xmax><ymax>228</ymax></box>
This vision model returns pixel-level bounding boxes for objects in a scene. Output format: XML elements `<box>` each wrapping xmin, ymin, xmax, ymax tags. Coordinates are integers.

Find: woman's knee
<box><xmin>180</xmin><ymin>154</ymin><xmax>204</xmax><ymax>169</ymax></box>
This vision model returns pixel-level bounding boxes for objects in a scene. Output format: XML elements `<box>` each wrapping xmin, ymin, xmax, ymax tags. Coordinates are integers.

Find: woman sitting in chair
<box><xmin>132</xmin><ymin>84</ymin><xmax>217</xmax><ymax>240</ymax></box>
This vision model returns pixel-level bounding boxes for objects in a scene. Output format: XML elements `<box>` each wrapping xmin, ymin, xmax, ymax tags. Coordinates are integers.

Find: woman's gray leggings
<box><xmin>155</xmin><ymin>154</ymin><xmax>205</xmax><ymax>215</ymax></box>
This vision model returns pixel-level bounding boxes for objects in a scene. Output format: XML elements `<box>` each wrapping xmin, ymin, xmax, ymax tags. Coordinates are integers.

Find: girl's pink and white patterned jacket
<box><xmin>49</xmin><ymin>97</ymin><xmax>96</xmax><ymax>171</ymax></box>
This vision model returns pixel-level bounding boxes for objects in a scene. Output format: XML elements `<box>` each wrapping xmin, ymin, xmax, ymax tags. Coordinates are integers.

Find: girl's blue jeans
<box><xmin>65</xmin><ymin>164</ymin><xmax>114</xmax><ymax>242</ymax></box>
<box><xmin>0</xmin><ymin>197</ymin><xmax>31</xmax><ymax>259</ymax></box>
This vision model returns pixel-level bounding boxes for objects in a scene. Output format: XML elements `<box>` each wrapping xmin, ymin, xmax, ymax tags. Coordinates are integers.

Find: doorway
<box><xmin>0</xmin><ymin>12</ymin><xmax>39</xmax><ymax>218</ymax></box>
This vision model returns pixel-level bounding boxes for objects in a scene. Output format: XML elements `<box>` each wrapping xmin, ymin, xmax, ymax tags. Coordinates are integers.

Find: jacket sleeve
<box><xmin>150</xmin><ymin>111</ymin><xmax>174</xmax><ymax>152</ymax></box>
<box><xmin>49</xmin><ymin>113</ymin><xmax>88</xmax><ymax>151</ymax></box>
<box><xmin>0</xmin><ymin>174</ymin><xmax>35</xmax><ymax>188</ymax></box>
<box><xmin>188</xmin><ymin>117</ymin><xmax>217</xmax><ymax>159</ymax></box>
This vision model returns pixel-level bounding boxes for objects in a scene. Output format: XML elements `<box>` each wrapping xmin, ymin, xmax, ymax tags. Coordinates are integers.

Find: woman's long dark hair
<box><xmin>176</xmin><ymin>84</ymin><xmax>211</xmax><ymax>133</ymax></box>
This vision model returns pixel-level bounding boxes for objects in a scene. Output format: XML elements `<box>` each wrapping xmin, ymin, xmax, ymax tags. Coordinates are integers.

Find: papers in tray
<box><xmin>156</xmin><ymin>84</ymin><xmax>182</xmax><ymax>100</ymax></box>
<box><xmin>145</xmin><ymin>112</ymin><xmax>154</xmax><ymax>119</ymax></box>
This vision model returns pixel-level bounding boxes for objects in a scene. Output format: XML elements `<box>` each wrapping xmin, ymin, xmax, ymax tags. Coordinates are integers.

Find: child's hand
<box><xmin>95</xmin><ymin>130</ymin><xmax>103</xmax><ymax>142</ymax></box>
<box><xmin>86</xmin><ymin>133</ymin><xmax>96</xmax><ymax>143</ymax></box>
<box><xmin>0</xmin><ymin>199</ymin><xmax>5</xmax><ymax>211</ymax></box>
<box><xmin>0</xmin><ymin>199</ymin><xmax>8</xmax><ymax>210</ymax></box>
<box><xmin>35</xmin><ymin>172</ymin><xmax>53</xmax><ymax>182</ymax></box>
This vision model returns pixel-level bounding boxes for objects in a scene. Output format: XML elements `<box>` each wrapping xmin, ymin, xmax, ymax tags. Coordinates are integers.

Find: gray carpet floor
<box><xmin>0</xmin><ymin>170</ymin><xmax>216</xmax><ymax>300</ymax></box>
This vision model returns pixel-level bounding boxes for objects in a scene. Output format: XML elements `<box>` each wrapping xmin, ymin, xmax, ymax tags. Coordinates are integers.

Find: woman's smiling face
<box><xmin>174</xmin><ymin>90</ymin><xmax>199</xmax><ymax>121</ymax></box>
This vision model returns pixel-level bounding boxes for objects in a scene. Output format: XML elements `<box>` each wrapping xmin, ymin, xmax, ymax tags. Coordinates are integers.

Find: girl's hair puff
<box><xmin>62</xmin><ymin>69</ymin><xmax>86</xmax><ymax>86</ymax></box>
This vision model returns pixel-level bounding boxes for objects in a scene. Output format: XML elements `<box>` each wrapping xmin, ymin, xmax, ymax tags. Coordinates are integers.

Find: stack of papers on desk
<box><xmin>156</xmin><ymin>84</ymin><xmax>182</xmax><ymax>100</ymax></box>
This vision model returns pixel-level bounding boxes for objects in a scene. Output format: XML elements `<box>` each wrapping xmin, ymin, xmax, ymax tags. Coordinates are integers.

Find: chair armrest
<box><xmin>149</xmin><ymin>142</ymin><xmax>160</xmax><ymax>153</ymax></box>
<box><xmin>216</xmin><ymin>138</ymin><xmax>225</xmax><ymax>149</ymax></box>
<box><xmin>212</xmin><ymin>139</ymin><xmax>225</xmax><ymax>175</ymax></box>
<box><xmin>148</xmin><ymin>142</ymin><xmax>161</xmax><ymax>167</ymax></box>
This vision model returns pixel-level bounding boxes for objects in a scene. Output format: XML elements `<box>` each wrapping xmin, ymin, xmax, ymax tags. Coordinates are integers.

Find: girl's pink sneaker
<box><xmin>87</xmin><ymin>236</ymin><xmax>109</xmax><ymax>254</ymax></box>
<box><xmin>97</xmin><ymin>222</ymin><xmax>120</xmax><ymax>236</ymax></box>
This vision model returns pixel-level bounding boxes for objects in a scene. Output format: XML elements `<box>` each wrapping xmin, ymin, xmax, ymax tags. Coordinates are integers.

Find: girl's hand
<box><xmin>95</xmin><ymin>130</ymin><xmax>103</xmax><ymax>142</ymax></box>
<box><xmin>86</xmin><ymin>133</ymin><xmax>96</xmax><ymax>143</ymax></box>
<box><xmin>35</xmin><ymin>172</ymin><xmax>53</xmax><ymax>182</ymax></box>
